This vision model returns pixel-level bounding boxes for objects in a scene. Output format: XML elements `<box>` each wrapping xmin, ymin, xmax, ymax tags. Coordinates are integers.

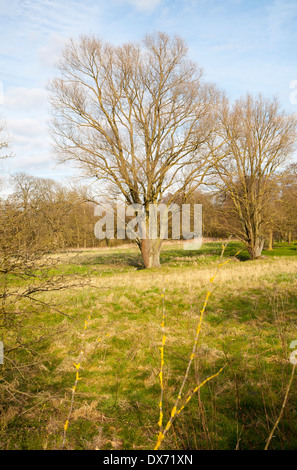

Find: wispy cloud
<box><xmin>0</xmin><ymin>0</ymin><xmax>21</xmax><ymax>17</ymax></box>
<box><xmin>4</xmin><ymin>87</ymin><xmax>47</xmax><ymax>110</ymax></box>
<box><xmin>7</xmin><ymin>117</ymin><xmax>47</xmax><ymax>138</ymax></box>
<box><xmin>1</xmin><ymin>0</ymin><xmax>296</xmax><ymax>178</ymax></box>
<box><xmin>117</xmin><ymin>0</ymin><xmax>163</xmax><ymax>11</ymax></box>
<box><xmin>37</xmin><ymin>33</ymin><xmax>68</xmax><ymax>68</ymax></box>
<box><xmin>19</xmin><ymin>0</ymin><xmax>102</xmax><ymax>36</ymax></box>
<box><xmin>267</xmin><ymin>0</ymin><xmax>297</xmax><ymax>43</ymax></box>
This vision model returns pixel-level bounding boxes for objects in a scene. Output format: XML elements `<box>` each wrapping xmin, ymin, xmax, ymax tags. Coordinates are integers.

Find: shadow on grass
<box><xmin>77</xmin><ymin>241</ymin><xmax>247</xmax><ymax>270</ymax></box>
<box><xmin>80</xmin><ymin>251</ymin><xmax>145</xmax><ymax>269</ymax></box>
<box><xmin>160</xmin><ymin>241</ymin><xmax>248</xmax><ymax>263</ymax></box>
<box><xmin>75</xmin><ymin>241</ymin><xmax>297</xmax><ymax>272</ymax></box>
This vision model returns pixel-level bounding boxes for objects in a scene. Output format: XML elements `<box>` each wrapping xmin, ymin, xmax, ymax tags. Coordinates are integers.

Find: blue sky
<box><xmin>1</xmin><ymin>0</ymin><xmax>297</xmax><ymax>182</ymax></box>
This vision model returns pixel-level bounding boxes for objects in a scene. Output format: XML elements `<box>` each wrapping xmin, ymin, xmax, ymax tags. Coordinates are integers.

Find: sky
<box><xmin>1</xmin><ymin>0</ymin><xmax>297</xmax><ymax>183</ymax></box>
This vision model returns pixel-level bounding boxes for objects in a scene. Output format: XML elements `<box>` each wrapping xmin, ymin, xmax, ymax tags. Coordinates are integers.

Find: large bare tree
<box><xmin>49</xmin><ymin>32</ymin><xmax>221</xmax><ymax>267</ymax></box>
<box><xmin>211</xmin><ymin>94</ymin><xmax>297</xmax><ymax>259</ymax></box>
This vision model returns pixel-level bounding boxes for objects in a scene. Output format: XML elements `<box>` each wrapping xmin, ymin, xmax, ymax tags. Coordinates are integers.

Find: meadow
<box><xmin>1</xmin><ymin>240</ymin><xmax>297</xmax><ymax>450</ymax></box>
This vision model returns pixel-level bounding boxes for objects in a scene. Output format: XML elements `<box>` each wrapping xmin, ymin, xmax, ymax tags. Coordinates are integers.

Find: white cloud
<box><xmin>6</xmin><ymin>117</ymin><xmax>47</xmax><ymax>139</ymax></box>
<box><xmin>5</xmin><ymin>117</ymin><xmax>50</xmax><ymax>168</ymax></box>
<box><xmin>13</xmin><ymin>152</ymin><xmax>52</xmax><ymax>169</ymax></box>
<box><xmin>37</xmin><ymin>33</ymin><xmax>68</xmax><ymax>68</ymax></box>
<box><xmin>4</xmin><ymin>87</ymin><xmax>48</xmax><ymax>111</ymax></box>
<box><xmin>4</xmin><ymin>117</ymin><xmax>54</xmax><ymax>172</ymax></box>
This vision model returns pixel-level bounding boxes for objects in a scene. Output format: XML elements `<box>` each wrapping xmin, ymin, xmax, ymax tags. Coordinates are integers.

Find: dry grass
<box><xmin>88</xmin><ymin>257</ymin><xmax>297</xmax><ymax>291</ymax></box>
<box><xmin>1</xmin><ymin>242</ymin><xmax>297</xmax><ymax>450</ymax></box>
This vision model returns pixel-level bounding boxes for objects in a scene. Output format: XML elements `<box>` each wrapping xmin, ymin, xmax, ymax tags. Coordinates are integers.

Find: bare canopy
<box><xmin>49</xmin><ymin>32</ymin><xmax>221</xmax><ymax>267</ymax></box>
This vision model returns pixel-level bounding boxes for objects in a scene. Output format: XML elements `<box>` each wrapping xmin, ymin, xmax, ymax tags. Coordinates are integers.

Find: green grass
<box><xmin>263</xmin><ymin>242</ymin><xmax>297</xmax><ymax>257</ymax></box>
<box><xmin>1</xmin><ymin>241</ymin><xmax>297</xmax><ymax>450</ymax></box>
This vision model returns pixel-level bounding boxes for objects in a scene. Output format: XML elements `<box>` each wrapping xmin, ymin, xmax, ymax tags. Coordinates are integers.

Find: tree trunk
<box><xmin>140</xmin><ymin>239</ymin><xmax>161</xmax><ymax>268</ymax></box>
<box><xmin>288</xmin><ymin>230</ymin><xmax>292</xmax><ymax>245</ymax></box>
<box><xmin>76</xmin><ymin>223</ymin><xmax>80</xmax><ymax>249</ymax></box>
<box><xmin>267</xmin><ymin>230</ymin><xmax>273</xmax><ymax>251</ymax></box>
<box><xmin>248</xmin><ymin>237</ymin><xmax>265</xmax><ymax>259</ymax></box>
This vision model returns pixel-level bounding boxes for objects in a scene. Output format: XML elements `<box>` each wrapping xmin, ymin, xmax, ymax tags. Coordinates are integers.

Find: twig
<box><xmin>61</xmin><ymin>315</ymin><xmax>91</xmax><ymax>449</ymax></box>
<box><xmin>264</xmin><ymin>364</ymin><xmax>296</xmax><ymax>450</ymax></box>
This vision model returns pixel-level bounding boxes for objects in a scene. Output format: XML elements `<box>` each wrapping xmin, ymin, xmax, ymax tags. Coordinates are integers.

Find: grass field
<box><xmin>1</xmin><ymin>240</ymin><xmax>297</xmax><ymax>450</ymax></box>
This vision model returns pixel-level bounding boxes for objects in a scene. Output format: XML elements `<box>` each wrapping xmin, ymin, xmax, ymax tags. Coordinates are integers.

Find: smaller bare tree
<box><xmin>211</xmin><ymin>94</ymin><xmax>297</xmax><ymax>259</ymax></box>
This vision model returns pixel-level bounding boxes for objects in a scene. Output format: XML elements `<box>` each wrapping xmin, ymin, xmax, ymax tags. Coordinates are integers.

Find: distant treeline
<box><xmin>1</xmin><ymin>167</ymin><xmax>297</xmax><ymax>253</ymax></box>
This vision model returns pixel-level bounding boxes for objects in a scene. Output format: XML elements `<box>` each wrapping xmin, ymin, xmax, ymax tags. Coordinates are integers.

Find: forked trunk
<box><xmin>288</xmin><ymin>230</ymin><xmax>292</xmax><ymax>245</ymax></box>
<box><xmin>248</xmin><ymin>237</ymin><xmax>265</xmax><ymax>259</ymax></box>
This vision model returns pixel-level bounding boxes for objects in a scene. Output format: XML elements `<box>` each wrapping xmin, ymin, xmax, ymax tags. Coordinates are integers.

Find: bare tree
<box><xmin>276</xmin><ymin>164</ymin><xmax>297</xmax><ymax>244</ymax></box>
<box><xmin>211</xmin><ymin>94</ymin><xmax>297</xmax><ymax>259</ymax></box>
<box><xmin>9</xmin><ymin>173</ymin><xmax>98</xmax><ymax>250</ymax></box>
<box><xmin>49</xmin><ymin>32</ymin><xmax>221</xmax><ymax>267</ymax></box>
<box><xmin>0</xmin><ymin>177</ymin><xmax>89</xmax><ymax>424</ymax></box>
